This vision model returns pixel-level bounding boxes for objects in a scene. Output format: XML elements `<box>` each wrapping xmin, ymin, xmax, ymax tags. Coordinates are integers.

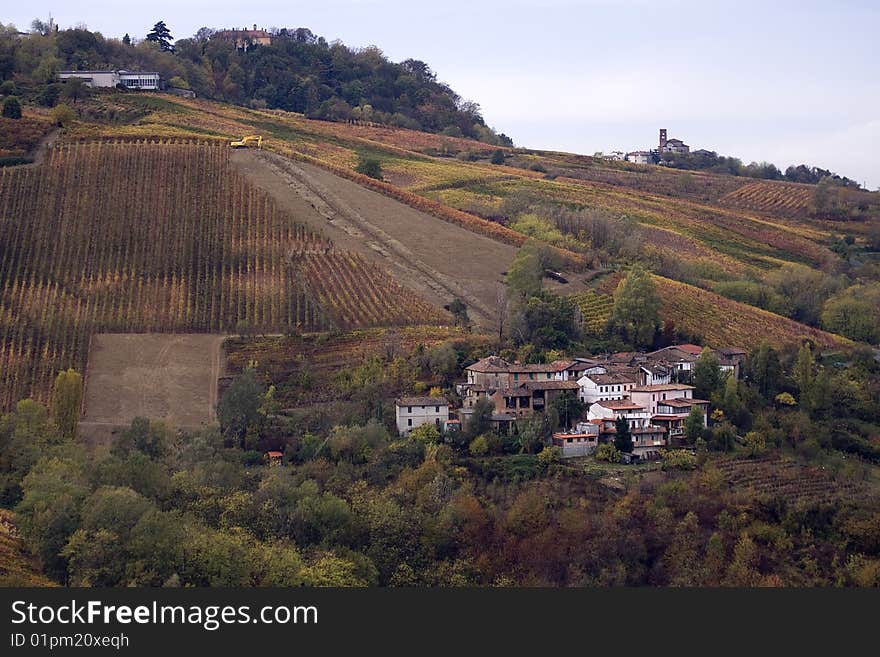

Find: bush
<box><xmin>50</xmin><ymin>104</ymin><xmax>75</xmax><ymax>127</ymax></box>
<box><xmin>743</xmin><ymin>431</ymin><xmax>766</xmax><ymax>457</ymax></box>
<box><xmin>355</xmin><ymin>154</ymin><xmax>383</xmax><ymax>180</ymax></box>
<box><xmin>2</xmin><ymin>97</ymin><xmax>22</xmax><ymax>119</ymax></box>
<box><xmin>595</xmin><ymin>443</ymin><xmax>620</xmax><ymax>463</ymax></box>
<box><xmin>529</xmin><ymin>162</ymin><xmax>547</xmax><ymax>173</ymax></box>
<box><xmin>0</xmin><ymin>81</ymin><xmax>16</xmax><ymax>96</ymax></box>
<box><xmin>661</xmin><ymin>449</ymin><xmax>697</xmax><ymax>471</ymax></box>
<box><xmin>490</xmin><ymin>149</ymin><xmax>505</xmax><ymax>165</ymax></box>
<box><xmin>537</xmin><ymin>445</ymin><xmax>561</xmax><ymax>469</ymax></box>
<box><xmin>468</xmin><ymin>435</ymin><xmax>489</xmax><ymax>456</ymax></box>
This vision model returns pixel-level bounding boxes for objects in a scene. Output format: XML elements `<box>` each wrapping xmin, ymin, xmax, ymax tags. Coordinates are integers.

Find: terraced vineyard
<box><xmin>571</xmin><ymin>290</ymin><xmax>614</xmax><ymax>333</ymax></box>
<box><xmin>721</xmin><ymin>181</ymin><xmax>814</xmax><ymax>216</ymax></box>
<box><xmin>713</xmin><ymin>456</ymin><xmax>864</xmax><ymax>505</ymax></box>
<box><xmin>0</xmin><ymin>140</ymin><xmax>448</xmax><ymax>410</ymax></box>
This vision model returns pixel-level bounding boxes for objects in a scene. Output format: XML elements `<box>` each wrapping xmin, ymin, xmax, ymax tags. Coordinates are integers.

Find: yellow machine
<box><xmin>229</xmin><ymin>135</ymin><xmax>263</xmax><ymax>149</ymax></box>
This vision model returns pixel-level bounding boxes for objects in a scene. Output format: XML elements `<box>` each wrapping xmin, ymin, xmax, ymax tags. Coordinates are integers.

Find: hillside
<box><xmin>0</xmin><ymin>139</ymin><xmax>449</xmax><ymax>410</ymax></box>
<box><xmin>67</xmin><ymin>94</ymin><xmax>876</xmax><ymax>323</ymax></box>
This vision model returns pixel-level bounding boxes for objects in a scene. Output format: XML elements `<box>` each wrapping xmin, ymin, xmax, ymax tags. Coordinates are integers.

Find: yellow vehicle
<box><xmin>229</xmin><ymin>135</ymin><xmax>263</xmax><ymax>149</ymax></box>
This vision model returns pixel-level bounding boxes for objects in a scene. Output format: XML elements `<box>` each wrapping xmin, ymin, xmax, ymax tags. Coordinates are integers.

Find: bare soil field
<box><xmin>231</xmin><ymin>149</ymin><xmax>520</xmax><ymax>327</ymax></box>
<box><xmin>81</xmin><ymin>334</ymin><xmax>224</xmax><ymax>433</ymax></box>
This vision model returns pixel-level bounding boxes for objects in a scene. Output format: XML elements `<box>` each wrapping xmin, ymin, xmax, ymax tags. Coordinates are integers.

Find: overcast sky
<box><xmin>7</xmin><ymin>0</ymin><xmax>879</xmax><ymax>188</ymax></box>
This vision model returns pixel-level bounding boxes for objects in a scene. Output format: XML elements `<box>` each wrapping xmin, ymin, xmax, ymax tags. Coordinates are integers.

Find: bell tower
<box><xmin>659</xmin><ymin>128</ymin><xmax>667</xmax><ymax>152</ymax></box>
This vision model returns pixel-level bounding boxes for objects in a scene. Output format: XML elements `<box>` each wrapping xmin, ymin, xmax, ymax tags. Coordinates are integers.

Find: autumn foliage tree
<box><xmin>51</xmin><ymin>369</ymin><xmax>82</xmax><ymax>441</ymax></box>
<box><xmin>609</xmin><ymin>264</ymin><xmax>660</xmax><ymax>348</ymax></box>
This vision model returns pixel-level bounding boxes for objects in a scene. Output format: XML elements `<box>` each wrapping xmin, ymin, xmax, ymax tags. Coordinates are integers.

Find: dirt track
<box><xmin>231</xmin><ymin>149</ymin><xmax>518</xmax><ymax>327</ymax></box>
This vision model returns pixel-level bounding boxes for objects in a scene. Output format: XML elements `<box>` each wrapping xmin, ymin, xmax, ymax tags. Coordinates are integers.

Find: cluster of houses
<box><xmin>601</xmin><ymin>129</ymin><xmax>714</xmax><ymax>166</ymax></box>
<box><xmin>395</xmin><ymin>343</ymin><xmax>747</xmax><ymax>462</ymax></box>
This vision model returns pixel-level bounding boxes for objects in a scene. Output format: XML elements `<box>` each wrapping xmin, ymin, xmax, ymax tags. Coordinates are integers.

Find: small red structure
<box><xmin>265</xmin><ymin>450</ymin><xmax>283</xmax><ymax>466</ymax></box>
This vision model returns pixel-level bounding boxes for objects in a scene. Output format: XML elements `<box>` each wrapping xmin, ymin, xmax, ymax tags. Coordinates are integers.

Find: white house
<box><xmin>118</xmin><ymin>71</ymin><xmax>160</xmax><ymax>90</ymax></box>
<box><xmin>626</xmin><ymin>151</ymin><xmax>653</xmax><ymax>165</ymax></box>
<box><xmin>395</xmin><ymin>396</ymin><xmax>449</xmax><ymax>436</ymax></box>
<box><xmin>628</xmin><ymin>383</ymin><xmax>696</xmax><ymax>415</ymax></box>
<box><xmin>58</xmin><ymin>70</ymin><xmax>160</xmax><ymax>90</ymax></box>
<box><xmin>577</xmin><ymin>372</ymin><xmax>637</xmax><ymax>405</ymax></box>
<box><xmin>58</xmin><ymin>70</ymin><xmax>120</xmax><ymax>88</ymax></box>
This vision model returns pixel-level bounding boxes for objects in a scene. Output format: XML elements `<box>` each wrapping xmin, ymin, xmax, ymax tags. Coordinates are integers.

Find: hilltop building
<box><xmin>626</xmin><ymin>151</ymin><xmax>654</xmax><ymax>165</ymax></box>
<box><xmin>659</xmin><ymin>128</ymin><xmax>690</xmax><ymax>154</ymax></box>
<box><xmin>217</xmin><ymin>25</ymin><xmax>273</xmax><ymax>51</ymax></box>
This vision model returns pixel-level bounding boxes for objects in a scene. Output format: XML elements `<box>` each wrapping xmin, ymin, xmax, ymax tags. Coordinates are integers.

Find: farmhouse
<box><xmin>395</xmin><ymin>396</ymin><xmax>449</xmax><ymax>436</ymax></box>
<box><xmin>626</xmin><ymin>151</ymin><xmax>653</xmax><ymax>165</ymax></box>
<box><xmin>628</xmin><ymin>383</ymin><xmax>697</xmax><ymax>415</ymax></box>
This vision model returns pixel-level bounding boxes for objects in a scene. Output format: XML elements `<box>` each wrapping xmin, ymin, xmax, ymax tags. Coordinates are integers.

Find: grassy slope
<box><xmin>61</xmin><ymin>93</ymin><xmax>870</xmax><ymax>350</ymax></box>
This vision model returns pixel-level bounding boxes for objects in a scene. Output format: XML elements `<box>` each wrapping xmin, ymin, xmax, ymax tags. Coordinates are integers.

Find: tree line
<box><xmin>0</xmin><ymin>20</ymin><xmax>511</xmax><ymax>145</ymax></box>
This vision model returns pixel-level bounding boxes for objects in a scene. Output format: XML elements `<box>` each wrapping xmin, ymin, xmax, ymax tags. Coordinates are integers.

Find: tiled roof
<box><xmin>396</xmin><ymin>396</ymin><xmax>448</xmax><ymax>407</ymax></box>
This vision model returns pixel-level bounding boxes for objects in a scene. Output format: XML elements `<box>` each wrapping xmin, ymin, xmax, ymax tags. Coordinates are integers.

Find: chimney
<box><xmin>659</xmin><ymin>129</ymin><xmax>667</xmax><ymax>152</ymax></box>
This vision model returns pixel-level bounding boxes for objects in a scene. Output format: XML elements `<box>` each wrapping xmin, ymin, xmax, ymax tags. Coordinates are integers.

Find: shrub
<box><xmin>595</xmin><ymin>443</ymin><xmax>620</xmax><ymax>463</ymax></box>
<box><xmin>468</xmin><ymin>435</ymin><xmax>489</xmax><ymax>456</ymax></box>
<box><xmin>661</xmin><ymin>449</ymin><xmax>697</xmax><ymax>471</ymax></box>
<box><xmin>537</xmin><ymin>445</ymin><xmax>561</xmax><ymax>468</ymax></box>
<box><xmin>743</xmin><ymin>431</ymin><xmax>766</xmax><ymax>457</ymax></box>
<box><xmin>355</xmin><ymin>154</ymin><xmax>383</xmax><ymax>180</ymax></box>
<box><xmin>529</xmin><ymin>162</ymin><xmax>547</xmax><ymax>173</ymax></box>
<box><xmin>0</xmin><ymin>81</ymin><xmax>16</xmax><ymax>96</ymax></box>
<box><xmin>50</xmin><ymin>104</ymin><xmax>75</xmax><ymax>127</ymax></box>
<box><xmin>2</xmin><ymin>97</ymin><xmax>22</xmax><ymax>119</ymax></box>
<box><xmin>490</xmin><ymin>149</ymin><xmax>505</xmax><ymax>165</ymax></box>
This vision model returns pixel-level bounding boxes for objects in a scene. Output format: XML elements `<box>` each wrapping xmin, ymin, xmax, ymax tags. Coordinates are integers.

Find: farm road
<box><xmin>231</xmin><ymin>149</ymin><xmax>518</xmax><ymax>328</ymax></box>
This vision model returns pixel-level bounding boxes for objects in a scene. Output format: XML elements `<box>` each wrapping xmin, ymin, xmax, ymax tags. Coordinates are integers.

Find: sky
<box><xmin>6</xmin><ymin>0</ymin><xmax>879</xmax><ymax>188</ymax></box>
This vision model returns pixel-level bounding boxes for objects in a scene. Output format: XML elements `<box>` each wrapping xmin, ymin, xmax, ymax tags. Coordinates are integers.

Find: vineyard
<box><xmin>0</xmin><ymin>140</ymin><xmax>448</xmax><ymax>410</ymax></box>
<box><xmin>571</xmin><ymin>290</ymin><xmax>614</xmax><ymax>334</ymax></box>
<box><xmin>651</xmin><ymin>276</ymin><xmax>850</xmax><ymax>351</ymax></box>
<box><xmin>721</xmin><ymin>181</ymin><xmax>814</xmax><ymax>216</ymax></box>
<box><xmin>712</xmin><ymin>456</ymin><xmax>865</xmax><ymax>506</ymax></box>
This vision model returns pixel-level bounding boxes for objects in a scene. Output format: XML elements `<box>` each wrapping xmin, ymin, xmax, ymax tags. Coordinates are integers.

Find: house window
<box><xmin>435</xmin><ymin>406</ymin><xmax>440</xmax><ymax>413</ymax></box>
<box><xmin>407</xmin><ymin>419</ymin><xmax>412</xmax><ymax>427</ymax></box>
<box><xmin>514</xmin><ymin>373</ymin><xmax>519</xmax><ymax>381</ymax></box>
<box><xmin>529</xmin><ymin>373</ymin><xmax>534</xmax><ymax>380</ymax></box>
<box><xmin>408</xmin><ymin>407</ymin><xmax>412</xmax><ymax>413</ymax></box>
<box><xmin>547</xmin><ymin>373</ymin><xmax>552</xmax><ymax>379</ymax></box>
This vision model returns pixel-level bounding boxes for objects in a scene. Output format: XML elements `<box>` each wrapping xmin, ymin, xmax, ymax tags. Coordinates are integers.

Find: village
<box><xmin>601</xmin><ymin>129</ymin><xmax>715</xmax><ymax>165</ymax></box>
<box><xmin>394</xmin><ymin>343</ymin><xmax>747</xmax><ymax>463</ymax></box>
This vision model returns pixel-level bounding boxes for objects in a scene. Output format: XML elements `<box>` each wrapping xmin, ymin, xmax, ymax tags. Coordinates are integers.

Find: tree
<box><xmin>51</xmin><ymin>369</ymin><xmax>82</xmax><ymax>441</ymax></box>
<box><xmin>490</xmin><ymin>149</ymin><xmax>505</xmax><ymax>165</ymax></box>
<box><xmin>465</xmin><ymin>397</ymin><xmax>494</xmax><ymax>440</ymax></box>
<box><xmin>217</xmin><ymin>368</ymin><xmax>266</xmax><ymax>448</ymax></box>
<box><xmin>146</xmin><ymin>21</ymin><xmax>174</xmax><ymax>52</ymax></box>
<box><xmin>355</xmin><ymin>154</ymin><xmax>383</xmax><ymax>180</ymax></box>
<box><xmin>2</xmin><ymin>96</ymin><xmax>21</xmax><ymax>118</ymax></box>
<box><xmin>61</xmin><ymin>77</ymin><xmax>89</xmax><ymax>105</ymax></box>
<box><xmin>595</xmin><ymin>443</ymin><xmax>620</xmax><ymax>463</ymax></box>
<box><xmin>50</xmin><ymin>103</ymin><xmax>75</xmax><ymax>126</ymax></box>
<box><xmin>747</xmin><ymin>343</ymin><xmax>782</xmax><ymax>399</ymax></box>
<box><xmin>821</xmin><ymin>284</ymin><xmax>880</xmax><ymax>345</ymax></box>
<box><xmin>614</xmin><ymin>416</ymin><xmax>633</xmax><ymax>453</ymax></box>
<box><xmin>428</xmin><ymin>343</ymin><xmax>458</xmax><ymax>387</ymax></box>
<box><xmin>609</xmin><ymin>264</ymin><xmax>660</xmax><ymax>348</ymax></box>
<box><xmin>743</xmin><ymin>431</ymin><xmax>766</xmax><ymax>457</ymax></box>
<box><xmin>692</xmin><ymin>349</ymin><xmax>722</xmax><ymax>400</ymax></box>
<box><xmin>553</xmin><ymin>392</ymin><xmax>584</xmax><ymax>429</ymax></box>
<box><xmin>505</xmin><ymin>245</ymin><xmax>544</xmax><ymax>300</ymax></box>
<box><xmin>794</xmin><ymin>343</ymin><xmax>814</xmax><ymax>403</ymax></box>
<box><xmin>710</xmin><ymin>422</ymin><xmax>736</xmax><ymax>452</ymax></box>
<box><xmin>122</xmin><ymin>33</ymin><xmax>131</xmax><ymax>46</ymax></box>
<box><xmin>684</xmin><ymin>405</ymin><xmax>705</xmax><ymax>445</ymax></box>
<box><xmin>448</xmin><ymin>298</ymin><xmax>470</xmax><ymax>328</ymax></box>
